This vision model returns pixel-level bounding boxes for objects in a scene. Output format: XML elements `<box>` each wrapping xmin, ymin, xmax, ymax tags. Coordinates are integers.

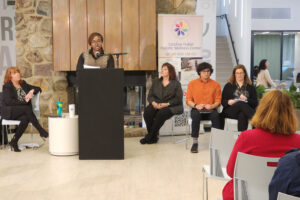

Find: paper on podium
<box><xmin>83</xmin><ymin>65</ymin><xmax>100</xmax><ymax>69</ymax></box>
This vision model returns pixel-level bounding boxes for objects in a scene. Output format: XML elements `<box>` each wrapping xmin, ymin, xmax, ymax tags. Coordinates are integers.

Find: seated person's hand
<box><xmin>204</xmin><ymin>104</ymin><xmax>213</xmax><ymax>110</ymax></box>
<box><xmin>228</xmin><ymin>99</ymin><xmax>235</xmax><ymax>105</ymax></box>
<box><xmin>239</xmin><ymin>94</ymin><xmax>247</xmax><ymax>101</ymax></box>
<box><xmin>157</xmin><ymin>103</ymin><xmax>168</xmax><ymax>109</ymax></box>
<box><xmin>25</xmin><ymin>96</ymin><xmax>30</xmax><ymax>102</ymax></box>
<box><xmin>25</xmin><ymin>89</ymin><xmax>35</xmax><ymax>102</ymax></box>
<box><xmin>152</xmin><ymin>101</ymin><xmax>159</xmax><ymax>109</ymax></box>
<box><xmin>196</xmin><ymin>104</ymin><xmax>204</xmax><ymax>110</ymax></box>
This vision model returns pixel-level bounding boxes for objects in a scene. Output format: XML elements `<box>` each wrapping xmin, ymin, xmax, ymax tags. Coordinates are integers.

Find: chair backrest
<box><xmin>277</xmin><ymin>192</ymin><xmax>300</xmax><ymax>200</ymax></box>
<box><xmin>31</xmin><ymin>92</ymin><xmax>40</xmax><ymax>119</ymax></box>
<box><xmin>234</xmin><ymin>152</ymin><xmax>279</xmax><ymax>200</ymax></box>
<box><xmin>209</xmin><ymin>128</ymin><xmax>237</xmax><ymax>177</ymax></box>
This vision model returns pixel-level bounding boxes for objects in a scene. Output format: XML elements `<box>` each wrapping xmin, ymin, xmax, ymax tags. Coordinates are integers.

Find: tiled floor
<box><xmin>0</xmin><ymin>134</ymin><xmax>226</xmax><ymax>200</ymax></box>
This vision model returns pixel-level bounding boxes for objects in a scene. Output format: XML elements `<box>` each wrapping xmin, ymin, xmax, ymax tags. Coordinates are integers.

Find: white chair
<box><xmin>277</xmin><ymin>192</ymin><xmax>300</xmax><ymax>200</ymax></box>
<box><xmin>224</xmin><ymin>118</ymin><xmax>252</xmax><ymax>132</ymax></box>
<box><xmin>224</xmin><ymin>118</ymin><xmax>238</xmax><ymax>131</ymax></box>
<box><xmin>1</xmin><ymin>92</ymin><xmax>42</xmax><ymax>149</ymax></box>
<box><xmin>202</xmin><ymin>128</ymin><xmax>237</xmax><ymax>200</ymax></box>
<box><xmin>234</xmin><ymin>152</ymin><xmax>279</xmax><ymax>200</ymax></box>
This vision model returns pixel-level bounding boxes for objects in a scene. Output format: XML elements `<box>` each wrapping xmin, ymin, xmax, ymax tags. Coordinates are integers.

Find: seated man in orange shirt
<box><xmin>186</xmin><ymin>62</ymin><xmax>223</xmax><ymax>153</ymax></box>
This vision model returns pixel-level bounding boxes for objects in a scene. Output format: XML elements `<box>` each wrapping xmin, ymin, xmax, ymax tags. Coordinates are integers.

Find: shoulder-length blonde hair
<box><xmin>228</xmin><ymin>64</ymin><xmax>252</xmax><ymax>85</ymax></box>
<box><xmin>251</xmin><ymin>90</ymin><xmax>297</xmax><ymax>135</ymax></box>
<box><xmin>4</xmin><ymin>66</ymin><xmax>23</xmax><ymax>84</ymax></box>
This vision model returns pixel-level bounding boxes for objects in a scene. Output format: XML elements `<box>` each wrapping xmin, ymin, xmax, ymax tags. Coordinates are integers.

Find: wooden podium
<box><xmin>78</xmin><ymin>68</ymin><xmax>124</xmax><ymax>160</ymax></box>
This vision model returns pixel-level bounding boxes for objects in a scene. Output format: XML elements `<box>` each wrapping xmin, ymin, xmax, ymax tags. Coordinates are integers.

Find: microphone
<box><xmin>95</xmin><ymin>51</ymin><xmax>101</xmax><ymax>58</ymax></box>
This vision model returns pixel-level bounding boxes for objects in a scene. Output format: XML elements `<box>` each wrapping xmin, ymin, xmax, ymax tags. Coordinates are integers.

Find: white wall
<box><xmin>226</xmin><ymin>0</ymin><xmax>252</xmax><ymax>73</ymax></box>
<box><xmin>196</xmin><ymin>0</ymin><xmax>216</xmax><ymax>79</ymax></box>
<box><xmin>216</xmin><ymin>0</ymin><xmax>228</xmax><ymax>37</ymax></box>
<box><xmin>252</xmin><ymin>0</ymin><xmax>300</xmax><ymax>31</ymax></box>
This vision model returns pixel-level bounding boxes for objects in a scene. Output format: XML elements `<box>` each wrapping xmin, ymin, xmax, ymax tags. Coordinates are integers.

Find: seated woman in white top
<box><xmin>255</xmin><ymin>59</ymin><xmax>276</xmax><ymax>88</ymax></box>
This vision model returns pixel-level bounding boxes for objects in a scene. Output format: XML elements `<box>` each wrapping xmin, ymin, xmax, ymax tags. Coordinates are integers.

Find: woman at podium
<box><xmin>76</xmin><ymin>32</ymin><xmax>114</xmax><ymax>70</ymax></box>
<box><xmin>140</xmin><ymin>63</ymin><xmax>183</xmax><ymax>144</ymax></box>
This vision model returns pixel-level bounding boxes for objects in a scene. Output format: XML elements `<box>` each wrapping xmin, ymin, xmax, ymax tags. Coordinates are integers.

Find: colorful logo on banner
<box><xmin>174</xmin><ymin>21</ymin><xmax>188</xmax><ymax>37</ymax></box>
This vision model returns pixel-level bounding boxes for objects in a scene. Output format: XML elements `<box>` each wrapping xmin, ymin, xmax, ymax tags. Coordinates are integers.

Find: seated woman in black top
<box><xmin>2</xmin><ymin>67</ymin><xmax>48</xmax><ymax>152</ymax></box>
<box><xmin>221</xmin><ymin>64</ymin><xmax>258</xmax><ymax>131</ymax></box>
<box><xmin>140</xmin><ymin>63</ymin><xmax>183</xmax><ymax>144</ymax></box>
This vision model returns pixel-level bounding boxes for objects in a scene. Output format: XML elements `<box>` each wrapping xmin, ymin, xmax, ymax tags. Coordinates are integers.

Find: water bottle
<box><xmin>56</xmin><ymin>98</ymin><xmax>63</xmax><ymax>116</ymax></box>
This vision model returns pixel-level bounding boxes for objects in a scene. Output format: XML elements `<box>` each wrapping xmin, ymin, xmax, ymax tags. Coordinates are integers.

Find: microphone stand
<box><xmin>101</xmin><ymin>53</ymin><xmax>128</xmax><ymax>68</ymax></box>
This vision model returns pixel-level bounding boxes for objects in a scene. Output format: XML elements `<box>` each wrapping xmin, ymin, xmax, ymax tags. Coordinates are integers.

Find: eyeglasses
<box><xmin>91</xmin><ymin>41</ymin><xmax>102</xmax><ymax>45</ymax></box>
<box><xmin>201</xmin><ymin>70</ymin><xmax>211</xmax><ymax>73</ymax></box>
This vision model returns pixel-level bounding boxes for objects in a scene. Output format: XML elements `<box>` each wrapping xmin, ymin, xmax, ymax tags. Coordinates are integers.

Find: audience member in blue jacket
<box><xmin>269</xmin><ymin>148</ymin><xmax>300</xmax><ymax>200</ymax></box>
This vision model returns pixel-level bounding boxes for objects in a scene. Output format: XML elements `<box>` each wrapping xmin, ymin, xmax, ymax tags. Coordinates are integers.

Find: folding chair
<box><xmin>224</xmin><ymin>118</ymin><xmax>238</xmax><ymax>131</ymax></box>
<box><xmin>1</xmin><ymin>92</ymin><xmax>42</xmax><ymax>149</ymax></box>
<box><xmin>234</xmin><ymin>152</ymin><xmax>279</xmax><ymax>200</ymax></box>
<box><xmin>224</xmin><ymin>118</ymin><xmax>252</xmax><ymax>132</ymax></box>
<box><xmin>277</xmin><ymin>192</ymin><xmax>300</xmax><ymax>200</ymax></box>
<box><xmin>202</xmin><ymin>128</ymin><xmax>237</xmax><ymax>200</ymax></box>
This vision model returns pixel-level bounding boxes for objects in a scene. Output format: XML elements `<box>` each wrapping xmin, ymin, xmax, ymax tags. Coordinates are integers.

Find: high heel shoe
<box><xmin>9</xmin><ymin>141</ymin><xmax>21</xmax><ymax>152</ymax></box>
<box><xmin>40</xmin><ymin>131</ymin><xmax>49</xmax><ymax>141</ymax></box>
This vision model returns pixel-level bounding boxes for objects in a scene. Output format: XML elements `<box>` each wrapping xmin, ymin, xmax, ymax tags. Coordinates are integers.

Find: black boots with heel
<box><xmin>9</xmin><ymin>136</ymin><xmax>21</xmax><ymax>152</ymax></box>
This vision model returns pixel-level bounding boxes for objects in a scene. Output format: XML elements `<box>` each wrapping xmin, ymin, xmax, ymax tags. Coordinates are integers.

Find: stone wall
<box><xmin>15</xmin><ymin>0</ymin><xmax>68</xmax><ymax>131</ymax></box>
<box><xmin>156</xmin><ymin>0</ymin><xmax>197</xmax><ymax>14</ymax></box>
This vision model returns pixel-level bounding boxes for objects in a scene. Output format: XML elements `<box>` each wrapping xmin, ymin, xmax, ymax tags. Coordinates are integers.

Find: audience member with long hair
<box><xmin>140</xmin><ymin>63</ymin><xmax>183</xmax><ymax>144</ymax></box>
<box><xmin>222</xmin><ymin>65</ymin><xmax>258</xmax><ymax>131</ymax></box>
<box><xmin>222</xmin><ymin>90</ymin><xmax>300</xmax><ymax>200</ymax></box>
<box><xmin>2</xmin><ymin>67</ymin><xmax>48</xmax><ymax>152</ymax></box>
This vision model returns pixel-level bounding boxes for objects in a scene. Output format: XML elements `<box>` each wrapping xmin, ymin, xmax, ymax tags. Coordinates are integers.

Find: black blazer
<box><xmin>2</xmin><ymin>81</ymin><xmax>41</xmax><ymax>119</ymax></box>
<box><xmin>147</xmin><ymin>78</ymin><xmax>183</xmax><ymax>115</ymax></box>
<box><xmin>221</xmin><ymin>82</ymin><xmax>258</xmax><ymax>110</ymax></box>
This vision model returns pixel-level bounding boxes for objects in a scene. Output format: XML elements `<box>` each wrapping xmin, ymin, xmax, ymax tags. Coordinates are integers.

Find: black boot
<box><xmin>39</xmin><ymin>128</ymin><xmax>48</xmax><ymax>141</ymax></box>
<box><xmin>9</xmin><ymin>136</ymin><xmax>21</xmax><ymax>152</ymax></box>
<box><xmin>140</xmin><ymin>133</ymin><xmax>159</xmax><ymax>144</ymax></box>
<box><xmin>34</xmin><ymin>123</ymin><xmax>48</xmax><ymax>140</ymax></box>
<box><xmin>140</xmin><ymin>133</ymin><xmax>153</xmax><ymax>144</ymax></box>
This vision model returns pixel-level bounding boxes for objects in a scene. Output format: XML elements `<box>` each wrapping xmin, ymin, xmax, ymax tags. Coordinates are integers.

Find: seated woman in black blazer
<box><xmin>2</xmin><ymin>67</ymin><xmax>48</xmax><ymax>152</ymax></box>
<box><xmin>221</xmin><ymin>64</ymin><xmax>258</xmax><ymax>131</ymax></box>
<box><xmin>140</xmin><ymin>62</ymin><xmax>183</xmax><ymax>144</ymax></box>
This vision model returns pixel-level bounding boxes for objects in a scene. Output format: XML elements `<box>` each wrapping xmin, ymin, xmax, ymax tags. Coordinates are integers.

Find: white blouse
<box><xmin>256</xmin><ymin>69</ymin><xmax>276</xmax><ymax>88</ymax></box>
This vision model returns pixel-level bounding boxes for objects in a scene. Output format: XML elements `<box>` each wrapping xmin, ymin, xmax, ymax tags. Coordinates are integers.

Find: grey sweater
<box><xmin>147</xmin><ymin>78</ymin><xmax>183</xmax><ymax>115</ymax></box>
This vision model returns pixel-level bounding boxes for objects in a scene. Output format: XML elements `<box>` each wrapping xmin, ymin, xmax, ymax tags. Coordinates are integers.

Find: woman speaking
<box><xmin>76</xmin><ymin>32</ymin><xmax>114</xmax><ymax>70</ymax></box>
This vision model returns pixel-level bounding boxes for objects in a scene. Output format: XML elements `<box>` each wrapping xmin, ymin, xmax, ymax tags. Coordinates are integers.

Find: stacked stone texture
<box><xmin>15</xmin><ymin>0</ymin><xmax>68</xmax><ymax>131</ymax></box>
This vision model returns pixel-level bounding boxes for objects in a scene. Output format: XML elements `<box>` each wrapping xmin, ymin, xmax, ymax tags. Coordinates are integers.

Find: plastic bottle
<box><xmin>56</xmin><ymin>98</ymin><xmax>63</xmax><ymax>116</ymax></box>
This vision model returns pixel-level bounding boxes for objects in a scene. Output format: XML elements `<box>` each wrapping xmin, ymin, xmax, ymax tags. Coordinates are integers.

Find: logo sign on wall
<box><xmin>0</xmin><ymin>1</ymin><xmax>16</xmax><ymax>90</ymax></box>
<box><xmin>158</xmin><ymin>15</ymin><xmax>203</xmax><ymax>86</ymax></box>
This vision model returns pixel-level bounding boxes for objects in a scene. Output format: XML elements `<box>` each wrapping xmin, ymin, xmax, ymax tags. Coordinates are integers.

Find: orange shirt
<box><xmin>186</xmin><ymin>78</ymin><xmax>221</xmax><ymax>105</ymax></box>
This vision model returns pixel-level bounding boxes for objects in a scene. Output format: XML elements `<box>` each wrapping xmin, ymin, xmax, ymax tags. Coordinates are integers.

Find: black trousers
<box><xmin>143</xmin><ymin>105</ymin><xmax>173</xmax><ymax>138</ymax></box>
<box><xmin>9</xmin><ymin>105</ymin><xmax>46</xmax><ymax>143</ymax></box>
<box><xmin>191</xmin><ymin>108</ymin><xmax>223</xmax><ymax>138</ymax></box>
<box><xmin>222</xmin><ymin>101</ymin><xmax>255</xmax><ymax>131</ymax></box>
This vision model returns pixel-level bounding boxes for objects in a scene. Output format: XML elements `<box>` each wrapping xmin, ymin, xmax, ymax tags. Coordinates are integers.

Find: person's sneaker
<box><xmin>191</xmin><ymin>143</ymin><xmax>198</xmax><ymax>153</ymax></box>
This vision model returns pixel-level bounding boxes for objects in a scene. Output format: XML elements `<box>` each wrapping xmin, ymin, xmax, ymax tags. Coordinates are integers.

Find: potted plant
<box><xmin>283</xmin><ymin>84</ymin><xmax>300</xmax><ymax>130</ymax></box>
<box><xmin>256</xmin><ymin>85</ymin><xmax>266</xmax><ymax>100</ymax></box>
